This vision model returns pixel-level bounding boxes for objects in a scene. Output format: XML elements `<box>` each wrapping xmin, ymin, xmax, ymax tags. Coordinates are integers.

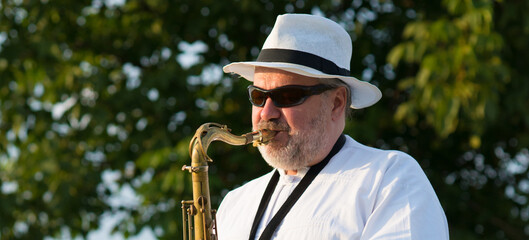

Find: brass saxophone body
<box><xmin>182</xmin><ymin>123</ymin><xmax>275</xmax><ymax>240</ymax></box>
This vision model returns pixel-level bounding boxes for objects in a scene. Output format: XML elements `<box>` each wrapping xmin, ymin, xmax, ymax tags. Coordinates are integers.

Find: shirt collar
<box><xmin>277</xmin><ymin>167</ymin><xmax>310</xmax><ymax>184</ymax></box>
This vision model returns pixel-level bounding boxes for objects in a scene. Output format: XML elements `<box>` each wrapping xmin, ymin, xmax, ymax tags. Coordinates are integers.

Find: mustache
<box><xmin>256</xmin><ymin>120</ymin><xmax>290</xmax><ymax>132</ymax></box>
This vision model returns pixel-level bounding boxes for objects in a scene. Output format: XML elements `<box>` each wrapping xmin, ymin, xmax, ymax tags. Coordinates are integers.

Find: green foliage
<box><xmin>0</xmin><ymin>0</ymin><xmax>528</xmax><ymax>239</ymax></box>
<box><xmin>388</xmin><ymin>0</ymin><xmax>507</xmax><ymax>138</ymax></box>
<box><xmin>384</xmin><ymin>0</ymin><xmax>529</xmax><ymax>239</ymax></box>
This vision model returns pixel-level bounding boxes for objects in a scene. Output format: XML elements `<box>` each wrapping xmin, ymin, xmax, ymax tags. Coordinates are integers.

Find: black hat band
<box><xmin>256</xmin><ymin>48</ymin><xmax>351</xmax><ymax>77</ymax></box>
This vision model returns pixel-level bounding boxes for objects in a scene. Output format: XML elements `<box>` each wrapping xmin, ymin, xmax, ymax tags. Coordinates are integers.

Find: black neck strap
<box><xmin>248</xmin><ymin>134</ymin><xmax>346</xmax><ymax>240</ymax></box>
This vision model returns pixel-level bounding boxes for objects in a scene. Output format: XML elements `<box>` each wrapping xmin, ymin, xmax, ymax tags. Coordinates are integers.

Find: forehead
<box><xmin>253</xmin><ymin>67</ymin><xmax>320</xmax><ymax>88</ymax></box>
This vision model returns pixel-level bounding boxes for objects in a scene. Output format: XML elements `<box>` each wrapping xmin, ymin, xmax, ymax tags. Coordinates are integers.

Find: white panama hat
<box><xmin>223</xmin><ymin>13</ymin><xmax>382</xmax><ymax>109</ymax></box>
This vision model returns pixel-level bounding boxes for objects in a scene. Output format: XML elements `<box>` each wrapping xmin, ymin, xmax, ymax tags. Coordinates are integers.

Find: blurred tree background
<box><xmin>0</xmin><ymin>0</ymin><xmax>528</xmax><ymax>239</ymax></box>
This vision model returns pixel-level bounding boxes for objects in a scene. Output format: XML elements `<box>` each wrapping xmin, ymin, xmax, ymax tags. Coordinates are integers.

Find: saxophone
<box><xmin>181</xmin><ymin>123</ymin><xmax>275</xmax><ymax>240</ymax></box>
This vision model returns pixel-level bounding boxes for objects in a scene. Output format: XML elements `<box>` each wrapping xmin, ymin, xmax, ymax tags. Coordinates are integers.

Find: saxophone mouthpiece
<box><xmin>253</xmin><ymin>129</ymin><xmax>276</xmax><ymax>147</ymax></box>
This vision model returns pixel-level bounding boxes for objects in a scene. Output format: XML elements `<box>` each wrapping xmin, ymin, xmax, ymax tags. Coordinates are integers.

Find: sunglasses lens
<box><xmin>273</xmin><ymin>88</ymin><xmax>305</xmax><ymax>107</ymax></box>
<box><xmin>248</xmin><ymin>84</ymin><xmax>332</xmax><ymax>108</ymax></box>
<box><xmin>250</xmin><ymin>88</ymin><xmax>267</xmax><ymax>106</ymax></box>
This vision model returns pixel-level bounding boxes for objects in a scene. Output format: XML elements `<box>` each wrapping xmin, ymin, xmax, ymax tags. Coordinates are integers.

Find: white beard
<box><xmin>256</xmin><ymin>102</ymin><xmax>329</xmax><ymax>171</ymax></box>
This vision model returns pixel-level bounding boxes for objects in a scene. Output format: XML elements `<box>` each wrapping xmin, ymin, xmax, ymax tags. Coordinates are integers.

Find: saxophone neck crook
<box><xmin>189</xmin><ymin>123</ymin><xmax>276</xmax><ymax>162</ymax></box>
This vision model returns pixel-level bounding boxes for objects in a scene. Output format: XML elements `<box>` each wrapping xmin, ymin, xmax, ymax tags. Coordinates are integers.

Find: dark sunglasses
<box><xmin>247</xmin><ymin>84</ymin><xmax>335</xmax><ymax>108</ymax></box>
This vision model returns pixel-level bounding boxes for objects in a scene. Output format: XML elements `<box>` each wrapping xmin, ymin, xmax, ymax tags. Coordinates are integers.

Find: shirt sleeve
<box><xmin>360</xmin><ymin>152</ymin><xmax>449</xmax><ymax>240</ymax></box>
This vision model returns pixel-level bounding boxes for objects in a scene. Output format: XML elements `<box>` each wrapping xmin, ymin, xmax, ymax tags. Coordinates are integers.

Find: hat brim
<box><xmin>223</xmin><ymin>62</ymin><xmax>382</xmax><ymax>109</ymax></box>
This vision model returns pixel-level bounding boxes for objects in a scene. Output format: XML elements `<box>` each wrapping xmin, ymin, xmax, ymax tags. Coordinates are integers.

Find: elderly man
<box><xmin>216</xmin><ymin>14</ymin><xmax>449</xmax><ymax>239</ymax></box>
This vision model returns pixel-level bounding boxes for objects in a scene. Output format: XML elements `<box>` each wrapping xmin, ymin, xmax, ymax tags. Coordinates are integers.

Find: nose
<box><xmin>259</xmin><ymin>97</ymin><xmax>281</xmax><ymax>121</ymax></box>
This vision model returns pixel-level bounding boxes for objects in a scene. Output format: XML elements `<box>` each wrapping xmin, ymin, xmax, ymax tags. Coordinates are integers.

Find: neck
<box><xmin>285</xmin><ymin>169</ymin><xmax>297</xmax><ymax>175</ymax></box>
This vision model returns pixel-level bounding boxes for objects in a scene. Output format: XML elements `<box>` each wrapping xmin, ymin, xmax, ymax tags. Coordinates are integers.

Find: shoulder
<box><xmin>325</xmin><ymin>135</ymin><xmax>439</xmax><ymax>204</ymax></box>
<box><xmin>218</xmin><ymin>170</ymin><xmax>275</xmax><ymax>211</ymax></box>
<box><xmin>225</xmin><ymin>171</ymin><xmax>274</xmax><ymax>198</ymax></box>
<box><xmin>343</xmin><ymin>135</ymin><xmax>415</xmax><ymax>161</ymax></box>
<box><xmin>217</xmin><ymin>170</ymin><xmax>275</xmax><ymax>237</ymax></box>
<box><xmin>328</xmin><ymin>135</ymin><xmax>422</xmax><ymax>176</ymax></box>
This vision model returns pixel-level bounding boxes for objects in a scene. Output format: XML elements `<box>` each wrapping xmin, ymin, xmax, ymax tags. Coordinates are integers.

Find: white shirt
<box><xmin>217</xmin><ymin>135</ymin><xmax>449</xmax><ymax>239</ymax></box>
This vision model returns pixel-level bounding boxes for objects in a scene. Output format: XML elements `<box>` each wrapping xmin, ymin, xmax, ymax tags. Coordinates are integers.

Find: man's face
<box><xmin>251</xmin><ymin>68</ymin><xmax>332</xmax><ymax>170</ymax></box>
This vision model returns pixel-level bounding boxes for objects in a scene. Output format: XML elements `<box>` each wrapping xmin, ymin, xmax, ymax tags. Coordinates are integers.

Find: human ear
<box><xmin>331</xmin><ymin>87</ymin><xmax>347</xmax><ymax>121</ymax></box>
